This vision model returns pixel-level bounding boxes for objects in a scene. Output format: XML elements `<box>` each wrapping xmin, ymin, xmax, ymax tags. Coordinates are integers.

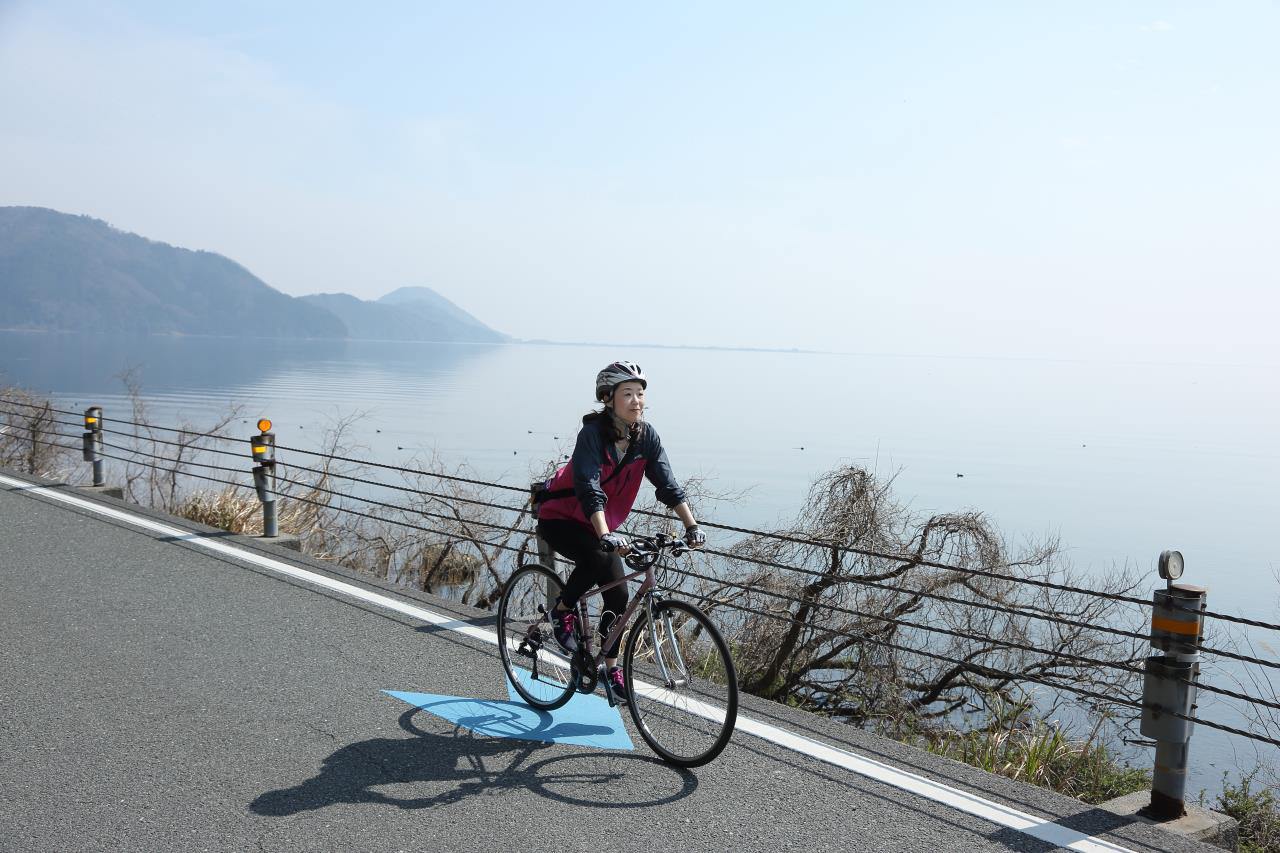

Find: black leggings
<box><xmin>536</xmin><ymin>519</ymin><xmax>628</xmax><ymax>657</ymax></box>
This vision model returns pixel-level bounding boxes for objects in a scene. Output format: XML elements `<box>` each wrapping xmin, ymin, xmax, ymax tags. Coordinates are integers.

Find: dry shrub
<box><xmin>301</xmin><ymin>450</ymin><xmax>534</xmax><ymax>605</ymax></box>
<box><xmin>0</xmin><ymin>385</ymin><xmax>80</xmax><ymax>481</ymax></box>
<box><xmin>685</xmin><ymin>465</ymin><xmax>1147</xmax><ymax>732</ymax></box>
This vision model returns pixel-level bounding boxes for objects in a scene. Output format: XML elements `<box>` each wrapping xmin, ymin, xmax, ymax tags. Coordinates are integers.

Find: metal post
<box><xmin>536</xmin><ymin>534</ymin><xmax>555</xmax><ymax>569</ymax></box>
<box><xmin>250</xmin><ymin>419</ymin><xmax>278</xmax><ymax>538</ymax></box>
<box><xmin>82</xmin><ymin>406</ymin><xmax>104</xmax><ymax>486</ymax></box>
<box><xmin>1139</xmin><ymin>550</ymin><xmax>1205</xmax><ymax>820</ymax></box>
<box><xmin>536</xmin><ymin>533</ymin><xmax>557</xmax><ymax>611</ymax></box>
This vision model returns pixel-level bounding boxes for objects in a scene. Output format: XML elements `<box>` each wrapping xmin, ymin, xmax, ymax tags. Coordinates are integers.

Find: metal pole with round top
<box><xmin>82</xmin><ymin>406</ymin><xmax>104</xmax><ymax>487</ymax></box>
<box><xmin>1140</xmin><ymin>549</ymin><xmax>1206</xmax><ymax>820</ymax></box>
<box><xmin>250</xmin><ymin>418</ymin><xmax>278</xmax><ymax>538</ymax></box>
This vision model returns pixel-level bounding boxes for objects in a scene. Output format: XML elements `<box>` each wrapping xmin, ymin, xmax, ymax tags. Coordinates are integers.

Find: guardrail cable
<box><xmin>100</xmin><ymin>413</ymin><xmax>246</xmax><ymax>445</ymax></box>
<box><xmin>274</xmin><ymin>442</ymin><xmax>532</xmax><ymax>495</ymax></box>
<box><xmin>85</xmin><ymin>447</ymin><xmax>252</xmax><ymax>493</ymax></box>
<box><xmin>677</xmin><ymin>587</ymin><xmax>1144</xmax><ymax>706</ymax></box>
<box><xmin>17</xmin><ymin>434</ymin><xmax>84</xmax><ymax>456</ymax></box>
<box><xmin>22</xmin><ymin>411</ymin><xmax>1280</xmax><ymax>670</ymax></box>
<box><xmin>270</xmin><ymin>472</ymin><xmax>533</xmax><ymax>539</ymax></box>
<box><xmin>265</xmin><ymin>488</ymin><xmax>530</xmax><ymax>558</ymax></box>
<box><xmin>270</xmin><ymin>475</ymin><xmax>1155</xmax><ymax>680</ymax></box>
<box><xmin>99</xmin><ymin>439</ymin><xmax>252</xmax><ymax>477</ymax></box>
<box><xmin>256</xmin><ymin>477</ymin><xmax>1280</xmax><ymax>680</ymax></box>
<box><xmin>260</xmin><ymin>465</ymin><xmax>1173</xmax><ymax>650</ymax></box>
<box><xmin>21</xmin><ymin>414</ymin><xmax>1280</xmax><ymax>671</ymax></box>
<box><xmin>665</xmin><ymin>561</ymin><xmax>1280</xmax><ymax>711</ymax></box>
<box><xmin>276</xmin><ymin>443</ymin><xmax>1280</xmax><ymax>633</ymax></box>
<box><xmin>97</xmin><ymin>424</ymin><xmax>249</xmax><ymax>460</ymax></box>
<box><xmin>0</xmin><ymin>398</ymin><xmax>83</xmax><ymax>419</ymax></box>
<box><xmin>274</xmin><ymin>457</ymin><xmax>532</xmax><ymax>516</ymax></box>
<box><xmin>675</xmin><ymin>587</ymin><xmax>1280</xmax><ymax>749</ymax></box>
<box><xmin>698</xmin><ymin>545</ymin><xmax>1152</xmax><ymax>640</ymax></box>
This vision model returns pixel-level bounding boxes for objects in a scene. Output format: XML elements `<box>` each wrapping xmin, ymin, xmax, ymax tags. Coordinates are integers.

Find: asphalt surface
<box><xmin>0</xmin><ymin>469</ymin><xmax>1218</xmax><ymax>852</ymax></box>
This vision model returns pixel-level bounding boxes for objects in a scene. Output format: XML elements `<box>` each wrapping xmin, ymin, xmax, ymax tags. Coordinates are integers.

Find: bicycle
<box><xmin>497</xmin><ymin>532</ymin><xmax>739</xmax><ymax>767</ymax></box>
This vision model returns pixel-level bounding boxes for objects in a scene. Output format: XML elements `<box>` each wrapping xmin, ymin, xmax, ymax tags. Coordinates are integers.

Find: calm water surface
<box><xmin>3</xmin><ymin>330</ymin><xmax>1277</xmax><ymax>789</ymax></box>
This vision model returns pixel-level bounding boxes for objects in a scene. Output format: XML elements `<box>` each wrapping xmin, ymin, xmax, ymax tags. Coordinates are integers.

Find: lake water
<box><xmin>3</xmin><ymin>329</ymin><xmax>1277</xmax><ymax>791</ymax></box>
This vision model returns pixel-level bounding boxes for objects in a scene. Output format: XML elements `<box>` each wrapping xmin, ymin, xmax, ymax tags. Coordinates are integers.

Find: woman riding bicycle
<box><xmin>534</xmin><ymin>360</ymin><xmax>705</xmax><ymax>703</ymax></box>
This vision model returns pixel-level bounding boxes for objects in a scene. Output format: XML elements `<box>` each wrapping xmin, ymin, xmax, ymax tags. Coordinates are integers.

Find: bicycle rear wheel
<box><xmin>623</xmin><ymin>599</ymin><xmax>738</xmax><ymax>767</ymax></box>
<box><xmin>497</xmin><ymin>564</ymin><xmax>577</xmax><ymax>711</ymax></box>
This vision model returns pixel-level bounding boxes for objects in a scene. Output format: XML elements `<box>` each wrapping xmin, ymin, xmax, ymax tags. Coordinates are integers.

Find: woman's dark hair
<box><xmin>582</xmin><ymin>407</ymin><xmax>643</xmax><ymax>444</ymax></box>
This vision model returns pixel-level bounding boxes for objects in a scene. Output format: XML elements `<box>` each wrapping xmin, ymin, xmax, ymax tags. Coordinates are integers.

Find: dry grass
<box><xmin>173</xmin><ymin>486</ymin><xmax>325</xmax><ymax>537</ymax></box>
<box><xmin>916</xmin><ymin>704</ymin><xmax>1149</xmax><ymax>803</ymax></box>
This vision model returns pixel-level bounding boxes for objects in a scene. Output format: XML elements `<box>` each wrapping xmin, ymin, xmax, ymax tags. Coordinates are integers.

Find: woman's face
<box><xmin>611</xmin><ymin>381</ymin><xmax>646</xmax><ymax>424</ymax></box>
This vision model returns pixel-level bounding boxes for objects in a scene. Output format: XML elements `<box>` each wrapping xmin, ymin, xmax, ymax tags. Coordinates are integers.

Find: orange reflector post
<box><xmin>257</xmin><ymin>419</ymin><xmax>273</xmax><ymax>432</ymax></box>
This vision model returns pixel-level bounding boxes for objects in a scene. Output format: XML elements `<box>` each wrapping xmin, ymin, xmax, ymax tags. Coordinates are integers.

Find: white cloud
<box><xmin>1140</xmin><ymin>20</ymin><xmax>1175</xmax><ymax>32</ymax></box>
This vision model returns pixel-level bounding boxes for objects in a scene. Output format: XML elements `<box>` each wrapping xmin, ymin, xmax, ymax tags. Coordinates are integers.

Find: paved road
<box><xmin>0</xmin><ymin>469</ymin><xmax>1214</xmax><ymax>852</ymax></box>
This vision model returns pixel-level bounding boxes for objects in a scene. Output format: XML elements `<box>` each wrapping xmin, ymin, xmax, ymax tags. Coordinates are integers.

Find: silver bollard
<box><xmin>250</xmin><ymin>419</ymin><xmax>279</xmax><ymax>538</ymax></box>
<box><xmin>1139</xmin><ymin>550</ymin><xmax>1206</xmax><ymax>820</ymax></box>
<box><xmin>82</xmin><ymin>406</ymin><xmax>105</xmax><ymax>486</ymax></box>
<box><xmin>529</xmin><ymin>482</ymin><xmax>559</xmax><ymax>610</ymax></box>
<box><xmin>537</xmin><ymin>533</ymin><xmax>558</xmax><ymax>612</ymax></box>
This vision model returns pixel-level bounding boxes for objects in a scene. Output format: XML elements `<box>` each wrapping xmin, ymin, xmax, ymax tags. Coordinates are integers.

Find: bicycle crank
<box><xmin>574</xmin><ymin>664</ymin><xmax>598</xmax><ymax>694</ymax></box>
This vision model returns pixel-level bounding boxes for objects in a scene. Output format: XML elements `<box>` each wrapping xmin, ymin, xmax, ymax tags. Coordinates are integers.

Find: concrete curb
<box><xmin>1101</xmin><ymin>791</ymin><xmax>1238</xmax><ymax>851</ymax></box>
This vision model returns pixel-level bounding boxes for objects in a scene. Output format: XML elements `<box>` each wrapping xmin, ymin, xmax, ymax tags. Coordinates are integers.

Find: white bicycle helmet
<box><xmin>595</xmin><ymin>360</ymin><xmax>647</xmax><ymax>401</ymax></box>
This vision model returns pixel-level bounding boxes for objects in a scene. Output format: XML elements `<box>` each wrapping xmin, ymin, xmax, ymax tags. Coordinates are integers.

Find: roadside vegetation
<box><xmin>0</xmin><ymin>384</ymin><xmax>83</xmax><ymax>483</ymax></box>
<box><xmin>6</xmin><ymin>380</ymin><xmax>1277</xmax><ymax>836</ymax></box>
<box><xmin>911</xmin><ymin>701</ymin><xmax>1149</xmax><ymax>803</ymax></box>
<box><xmin>1213</xmin><ymin>770</ymin><xmax>1280</xmax><ymax>852</ymax></box>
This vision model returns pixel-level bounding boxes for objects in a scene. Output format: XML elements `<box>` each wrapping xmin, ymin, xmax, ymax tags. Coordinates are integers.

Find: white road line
<box><xmin>1</xmin><ymin>473</ymin><xmax>1137</xmax><ymax>853</ymax></box>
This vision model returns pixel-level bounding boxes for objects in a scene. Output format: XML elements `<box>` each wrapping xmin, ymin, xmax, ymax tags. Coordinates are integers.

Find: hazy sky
<box><xmin>2</xmin><ymin>2</ymin><xmax>1276</xmax><ymax>362</ymax></box>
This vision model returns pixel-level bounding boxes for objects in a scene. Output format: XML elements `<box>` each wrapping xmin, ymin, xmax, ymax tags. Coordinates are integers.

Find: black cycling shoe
<box><xmin>551</xmin><ymin>607</ymin><xmax>579</xmax><ymax>654</ymax></box>
<box><xmin>605</xmin><ymin>666</ymin><xmax>629</xmax><ymax>705</ymax></box>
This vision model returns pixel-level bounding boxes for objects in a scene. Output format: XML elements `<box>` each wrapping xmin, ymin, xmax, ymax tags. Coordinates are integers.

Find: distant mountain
<box><xmin>299</xmin><ymin>287</ymin><xmax>506</xmax><ymax>343</ymax></box>
<box><xmin>0</xmin><ymin>207</ymin><xmax>507</xmax><ymax>343</ymax></box>
<box><xmin>0</xmin><ymin>207</ymin><xmax>346</xmax><ymax>338</ymax></box>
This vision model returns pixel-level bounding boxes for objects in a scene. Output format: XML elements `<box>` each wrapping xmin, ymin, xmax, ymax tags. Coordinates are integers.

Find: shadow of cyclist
<box><xmin>251</xmin><ymin>705</ymin><xmax>697</xmax><ymax>816</ymax></box>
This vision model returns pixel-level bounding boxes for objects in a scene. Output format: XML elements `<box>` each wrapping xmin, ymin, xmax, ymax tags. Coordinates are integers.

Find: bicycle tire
<box><xmin>497</xmin><ymin>563</ymin><xmax>577</xmax><ymax>711</ymax></box>
<box><xmin>623</xmin><ymin>599</ymin><xmax>738</xmax><ymax>767</ymax></box>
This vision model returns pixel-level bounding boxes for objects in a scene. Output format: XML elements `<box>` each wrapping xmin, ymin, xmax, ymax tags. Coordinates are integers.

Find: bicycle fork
<box><xmin>647</xmin><ymin>598</ymin><xmax>690</xmax><ymax>689</ymax></box>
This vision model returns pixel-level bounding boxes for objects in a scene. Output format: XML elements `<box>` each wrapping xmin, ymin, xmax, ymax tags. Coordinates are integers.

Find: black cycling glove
<box><xmin>600</xmin><ymin>532</ymin><xmax>629</xmax><ymax>553</ymax></box>
<box><xmin>685</xmin><ymin>525</ymin><xmax>706</xmax><ymax>548</ymax></box>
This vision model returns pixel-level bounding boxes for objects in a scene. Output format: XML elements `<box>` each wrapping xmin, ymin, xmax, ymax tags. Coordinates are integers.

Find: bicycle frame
<box><xmin>572</xmin><ymin>562</ymin><xmax>653</xmax><ymax>670</ymax></box>
<box><xmin>568</xmin><ymin>555</ymin><xmax>691</xmax><ymax>688</ymax></box>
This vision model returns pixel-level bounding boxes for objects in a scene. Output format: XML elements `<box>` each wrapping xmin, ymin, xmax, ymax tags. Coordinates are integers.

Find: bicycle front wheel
<box><xmin>623</xmin><ymin>599</ymin><xmax>738</xmax><ymax>767</ymax></box>
<box><xmin>497</xmin><ymin>564</ymin><xmax>576</xmax><ymax>711</ymax></box>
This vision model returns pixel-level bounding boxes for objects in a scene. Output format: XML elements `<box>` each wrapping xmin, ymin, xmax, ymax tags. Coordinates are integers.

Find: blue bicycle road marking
<box><xmin>383</xmin><ymin>669</ymin><xmax>633</xmax><ymax>750</ymax></box>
